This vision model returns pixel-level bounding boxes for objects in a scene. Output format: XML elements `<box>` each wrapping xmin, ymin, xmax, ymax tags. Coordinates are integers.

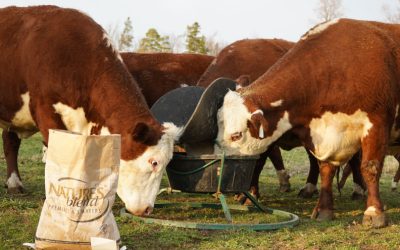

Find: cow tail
<box><xmin>336</xmin><ymin>166</ymin><xmax>342</xmax><ymax>196</ymax></box>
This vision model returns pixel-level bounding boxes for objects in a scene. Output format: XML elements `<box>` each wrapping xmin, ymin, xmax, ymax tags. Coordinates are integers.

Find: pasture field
<box><xmin>1</xmin><ymin>133</ymin><xmax>400</xmax><ymax>249</ymax></box>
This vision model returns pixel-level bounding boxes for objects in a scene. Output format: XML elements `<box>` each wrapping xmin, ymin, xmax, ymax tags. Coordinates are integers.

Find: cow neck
<box><xmin>242</xmin><ymin>47</ymin><xmax>312</xmax><ymax>111</ymax></box>
<box><xmin>90</xmin><ymin>67</ymin><xmax>157</xmax><ymax>135</ymax></box>
<box><xmin>241</xmin><ymin>77</ymin><xmax>293</xmax><ymax>113</ymax></box>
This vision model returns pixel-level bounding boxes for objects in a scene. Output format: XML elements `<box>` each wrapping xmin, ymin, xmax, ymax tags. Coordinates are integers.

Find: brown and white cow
<box><xmin>216</xmin><ymin>19</ymin><xmax>400</xmax><ymax>228</ymax></box>
<box><xmin>0</xmin><ymin>6</ymin><xmax>180</xmax><ymax>216</ymax></box>
<box><xmin>196</xmin><ymin>39</ymin><xmax>296</xmax><ymax>195</ymax></box>
<box><xmin>200</xmin><ymin>39</ymin><xmax>364</xmax><ymax>200</ymax></box>
<box><xmin>197</xmin><ymin>39</ymin><xmax>294</xmax><ymax>88</ymax></box>
<box><xmin>121</xmin><ymin>52</ymin><xmax>214</xmax><ymax>107</ymax></box>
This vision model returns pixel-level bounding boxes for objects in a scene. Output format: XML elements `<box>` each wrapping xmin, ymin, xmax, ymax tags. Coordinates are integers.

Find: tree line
<box><xmin>109</xmin><ymin>0</ymin><xmax>400</xmax><ymax>55</ymax></box>
<box><xmin>109</xmin><ymin>19</ymin><xmax>218</xmax><ymax>55</ymax></box>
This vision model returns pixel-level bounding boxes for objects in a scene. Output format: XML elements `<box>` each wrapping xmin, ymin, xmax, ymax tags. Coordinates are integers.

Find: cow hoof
<box><xmin>7</xmin><ymin>186</ymin><xmax>25</xmax><ymax>194</ymax></box>
<box><xmin>351</xmin><ymin>191</ymin><xmax>366</xmax><ymax>201</ymax></box>
<box><xmin>238</xmin><ymin>195</ymin><xmax>252</xmax><ymax>206</ymax></box>
<box><xmin>311</xmin><ymin>208</ymin><xmax>334</xmax><ymax>221</ymax></box>
<box><xmin>277</xmin><ymin>170</ymin><xmax>291</xmax><ymax>193</ymax></box>
<box><xmin>235</xmin><ymin>194</ymin><xmax>248</xmax><ymax>204</ymax></box>
<box><xmin>234</xmin><ymin>193</ymin><xmax>248</xmax><ymax>204</ymax></box>
<box><xmin>237</xmin><ymin>193</ymin><xmax>258</xmax><ymax>206</ymax></box>
<box><xmin>238</xmin><ymin>195</ymin><xmax>247</xmax><ymax>205</ymax></box>
<box><xmin>362</xmin><ymin>213</ymin><xmax>387</xmax><ymax>228</ymax></box>
<box><xmin>279</xmin><ymin>183</ymin><xmax>291</xmax><ymax>193</ymax></box>
<box><xmin>234</xmin><ymin>193</ymin><xmax>242</xmax><ymax>201</ymax></box>
<box><xmin>242</xmin><ymin>197</ymin><xmax>254</xmax><ymax>206</ymax></box>
<box><xmin>298</xmin><ymin>188</ymin><xmax>318</xmax><ymax>199</ymax></box>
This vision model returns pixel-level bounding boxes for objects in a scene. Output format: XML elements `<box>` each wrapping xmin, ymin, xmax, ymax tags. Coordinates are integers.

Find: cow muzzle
<box><xmin>127</xmin><ymin>205</ymin><xmax>154</xmax><ymax>216</ymax></box>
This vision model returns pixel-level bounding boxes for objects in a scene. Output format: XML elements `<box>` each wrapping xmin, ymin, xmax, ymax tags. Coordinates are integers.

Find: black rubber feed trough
<box><xmin>151</xmin><ymin>85</ymin><xmax>205</xmax><ymax>127</ymax></box>
<box><xmin>137</xmin><ymin>78</ymin><xmax>300</xmax><ymax>230</ymax></box>
<box><xmin>151</xmin><ymin>77</ymin><xmax>237</xmax><ymax>155</ymax></box>
<box><xmin>151</xmin><ymin>78</ymin><xmax>258</xmax><ymax>193</ymax></box>
<box><xmin>167</xmin><ymin>154</ymin><xmax>259</xmax><ymax>193</ymax></box>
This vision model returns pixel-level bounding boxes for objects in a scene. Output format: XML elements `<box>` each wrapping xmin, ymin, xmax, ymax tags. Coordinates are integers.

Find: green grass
<box><xmin>1</xmin><ymin>134</ymin><xmax>400</xmax><ymax>249</ymax></box>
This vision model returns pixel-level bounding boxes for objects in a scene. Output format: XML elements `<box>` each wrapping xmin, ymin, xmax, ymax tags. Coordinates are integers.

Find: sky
<box><xmin>0</xmin><ymin>0</ymin><xmax>397</xmax><ymax>46</ymax></box>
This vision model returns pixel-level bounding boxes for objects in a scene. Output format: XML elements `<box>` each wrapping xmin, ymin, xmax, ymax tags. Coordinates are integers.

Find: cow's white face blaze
<box><xmin>215</xmin><ymin>91</ymin><xmax>292</xmax><ymax>156</ymax></box>
<box><xmin>117</xmin><ymin>122</ymin><xmax>182</xmax><ymax>216</ymax></box>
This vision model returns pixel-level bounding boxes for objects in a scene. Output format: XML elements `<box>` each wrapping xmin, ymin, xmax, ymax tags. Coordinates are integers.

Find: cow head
<box><xmin>215</xmin><ymin>90</ymin><xmax>292</xmax><ymax>155</ymax></box>
<box><xmin>117</xmin><ymin>122</ymin><xmax>182</xmax><ymax>216</ymax></box>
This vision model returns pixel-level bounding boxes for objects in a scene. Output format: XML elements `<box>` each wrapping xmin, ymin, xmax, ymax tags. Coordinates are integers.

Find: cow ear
<box><xmin>132</xmin><ymin>122</ymin><xmax>150</xmax><ymax>143</ymax></box>
<box><xmin>235</xmin><ymin>75</ymin><xmax>251</xmax><ymax>89</ymax></box>
<box><xmin>247</xmin><ymin>111</ymin><xmax>268</xmax><ymax>139</ymax></box>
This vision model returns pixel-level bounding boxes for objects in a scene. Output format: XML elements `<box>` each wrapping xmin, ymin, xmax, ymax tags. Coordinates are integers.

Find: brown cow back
<box><xmin>197</xmin><ymin>39</ymin><xmax>294</xmax><ymax>88</ymax></box>
<box><xmin>121</xmin><ymin>52</ymin><xmax>214</xmax><ymax>106</ymax></box>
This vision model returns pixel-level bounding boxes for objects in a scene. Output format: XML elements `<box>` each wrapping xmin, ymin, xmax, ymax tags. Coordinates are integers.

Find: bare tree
<box><xmin>206</xmin><ymin>33</ymin><xmax>225</xmax><ymax>56</ymax></box>
<box><xmin>168</xmin><ymin>33</ymin><xmax>185</xmax><ymax>53</ymax></box>
<box><xmin>105</xmin><ymin>23</ymin><xmax>121</xmax><ymax>48</ymax></box>
<box><xmin>106</xmin><ymin>21</ymin><xmax>137</xmax><ymax>51</ymax></box>
<box><xmin>383</xmin><ymin>0</ymin><xmax>400</xmax><ymax>23</ymax></box>
<box><xmin>314</xmin><ymin>0</ymin><xmax>344</xmax><ymax>23</ymax></box>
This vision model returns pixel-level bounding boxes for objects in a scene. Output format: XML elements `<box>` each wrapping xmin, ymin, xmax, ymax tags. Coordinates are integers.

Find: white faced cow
<box><xmin>0</xmin><ymin>6</ymin><xmax>181</xmax><ymax>216</ymax></box>
<box><xmin>216</xmin><ymin>19</ymin><xmax>400</xmax><ymax>228</ymax></box>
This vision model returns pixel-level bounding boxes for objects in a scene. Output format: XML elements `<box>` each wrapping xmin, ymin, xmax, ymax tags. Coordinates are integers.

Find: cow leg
<box><xmin>298</xmin><ymin>150</ymin><xmax>319</xmax><ymax>198</ymax></box>
<box><xmin>248</xmin><ymin>150</ymin><xmax>268</xmax><ymax>199</ymax></box>
<box><xmin>268</xmin><ymin>146</ymin><xmax>290</xmax><ymax>192</ymax></box>
<box><xmin>311</xmin><ymin>162</ymin><xmax>336</xmax><ymax>221</ymax></box>
<box><xmin>391</xmin><ymin>153</ymin><xmax>400</xmax><ymax>191</ymax></box>
<box><xmin>338</xmin><ymin>164</ymin><xmax>352</xmax><ymax>189</ymax></box>
<box><xmin>360</xmin><ymin>128</ymin><xmax>387</xmax><ymax>228</ymax></box>
<box><xmin>236</xmin><ymin>150</ymin><xmax>268</xmax><ymax>205</ymax></box>
<box><xmin>3</xmin><ymin>130</ymin><xmax>24</xmax><ymax>194</ymax></box>
<box><xmin>338</xmin><ymin>152</ymin><xmax>366</xmax><ymax>200</ymax></box>
<box><xmin>32</xmin><ymin>104</ymin><xmax>66</xmax><ymax>145</ymax></box>
<box><xmin>349</xmin><ymin>152</ymin><xmax>366</xmax><ymax>200</ymax></box>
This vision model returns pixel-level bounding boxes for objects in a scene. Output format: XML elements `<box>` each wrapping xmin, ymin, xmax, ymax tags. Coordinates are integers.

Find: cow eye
<box><xmin>231</xmin><ymin>132</ymin><xmax>242</xmax><ymax>141</ymax></box>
